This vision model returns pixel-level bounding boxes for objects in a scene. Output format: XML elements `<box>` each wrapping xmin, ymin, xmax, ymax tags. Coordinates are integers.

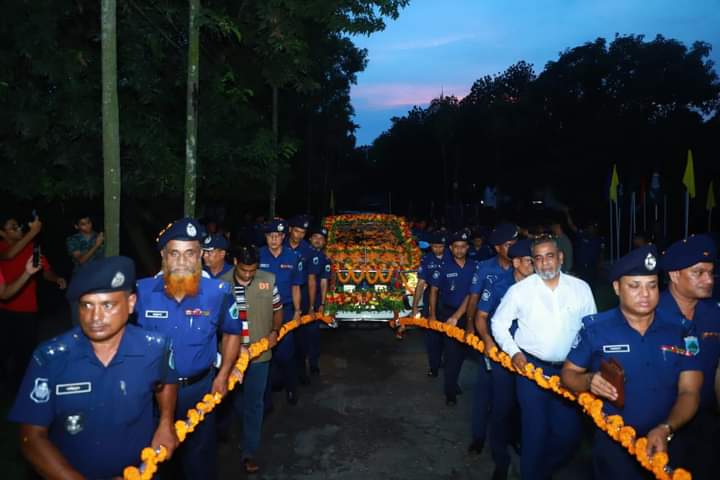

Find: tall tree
<box><xmin>101</xmin><ymin>0</ymin><xmax>120</xmax><ymax>255</ymax></box>
<box><xmin>184</xmin><ymin>0</ymin><xmax>200</xmax><ymax>217</ymax></box>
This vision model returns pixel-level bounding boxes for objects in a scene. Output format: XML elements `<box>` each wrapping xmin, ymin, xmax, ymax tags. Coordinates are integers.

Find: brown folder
<box><xmin>600</xmin><ymin>358</ymin><xmax>625</xmax><ymax>409</ymax></box>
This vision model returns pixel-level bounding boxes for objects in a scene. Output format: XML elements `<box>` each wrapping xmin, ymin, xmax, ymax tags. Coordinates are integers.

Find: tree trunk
<box><xmin>101</xmin><ymin>0</ymin><xmax>121</xmax><ymax>256</ymax></box>
<box><xmin>184</xmin><ymin>0</ymin><xmax>200</xmax><ymax>218</ymax></box>
<box><xmin>268</xmin><ymin>84</ymin><xmax>278</xmax><ymax>218</ymax></box>
<box><xmin>306</xmin><ymin>116</ymin><xmax>313</xmax><ymax>213</ymax></box>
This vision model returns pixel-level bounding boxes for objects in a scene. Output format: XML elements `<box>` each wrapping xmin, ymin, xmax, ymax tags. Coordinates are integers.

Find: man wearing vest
<box><xmin>221</xmin><ymin>243</ymin><xmax>282</xmax><ymax>474</ymax></box>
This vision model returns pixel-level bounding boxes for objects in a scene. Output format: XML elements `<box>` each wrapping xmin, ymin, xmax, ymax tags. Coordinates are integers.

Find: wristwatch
<box><xmin>658</xmin><ymin>423</ymin><xmax>674</xmax><ymax>442</ymax></box>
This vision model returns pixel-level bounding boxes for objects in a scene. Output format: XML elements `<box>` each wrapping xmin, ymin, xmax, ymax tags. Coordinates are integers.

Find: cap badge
<box><xmin>278</xmin><ymin>224</ymin><xmax>285</xmax><ymax>232</ymax></box>
<box><xmin>186</xmin><ymin>223</ymin><xmax>197</xmax><ymax>237</ymax></box>
<box><xmin>703</xmin><ymin>251</ymin><xmax>709</xmax><ymax>257</ymax></box>
<box><xmin>111</xmin><ymin>272</ymin><xmax>125</xmax><ymax>288</ymax></box>
<box><xmin>461</xmin><ymin>233</ymin><xmax>467</xmax><ymax>240</ymax></box>
<box><xmin>204</xmin><ymin>236</ymin><xmax>212</xmax><ymax>245</ymax></box>
<box><xmin>644</xmin><ymin>253</ymin><xmax>656</xmax><ymax>271</ymax></box>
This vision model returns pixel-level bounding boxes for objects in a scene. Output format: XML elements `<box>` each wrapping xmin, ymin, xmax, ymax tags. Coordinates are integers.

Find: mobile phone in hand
<box><xmin>32</xmin><ymin>244</ymin><xmax>41</xmax><ymax>268</ymax></box>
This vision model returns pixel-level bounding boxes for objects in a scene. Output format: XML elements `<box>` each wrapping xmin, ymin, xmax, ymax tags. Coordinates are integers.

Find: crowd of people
<box><xmin>1</xmin><ymin>209</ymin><xmax>718</xmax><ymax>480</ymax></box>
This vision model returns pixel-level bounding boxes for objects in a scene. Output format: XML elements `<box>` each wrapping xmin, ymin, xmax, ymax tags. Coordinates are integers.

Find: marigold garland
<box><xmin>397</xmin><ymin>316</ymin><xmax>693</xmax><ymax>480</ymax></box>
<box><xmin>123</xmin><ymin>313</ymin><xmax>334</xmax><ymax>480</ymax></box>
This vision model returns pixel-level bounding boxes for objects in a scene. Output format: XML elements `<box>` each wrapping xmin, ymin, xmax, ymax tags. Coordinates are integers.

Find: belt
<box><xmin>177</xmin><ymin>367</ymin><xmax>212</xmax><ymax>388</ymax></box>
<box><xmin>523</xmin><ymin>351</ymin><xmax>564</xmax><ymax>368</ymax></box>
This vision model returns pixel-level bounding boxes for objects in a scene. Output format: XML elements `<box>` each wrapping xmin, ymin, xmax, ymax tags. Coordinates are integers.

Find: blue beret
<box><xmin>659</xmin><ymin>234</ymin><xmax>717</xmax><ymax>272</ymax></box>
<box><xmin>308</xmin><ymin>225</ymin><xmax>328</xmax><ymax>237</ymax></box>
<box><xmin>609</xmin><ymin>245</ymin><xmax>658</xmax><ymax>282</ymax></box>
<box><xmin>157</xmin><ymin>217</ymin><xmax>205</xmax><ymax>250</ymax></box>
<box><xmin>202</xmin><ymin>234</ymin><xmax>229</xmax><ymax>251</ymax></box>
<box><xmin>429</xmin><ymin>231</ymin><xmax>448</xmax><ymax>245</ymax></box>
<box><xmin>449</xmin><ymin>229</ymin><xmax>471</xmax><ymax>244</ymax></box>
<box><xmin>66</xmin><ymin>256</ymin><xmax>136</xmax><ymax>301</ymax></box>
<box><xmin>289</xmin><ymin>215</ymin><xmax>311</xmax><ymax>229</ymax></box>
<box><xmin>508</xmin><ymin>239</ymin><xmax>532</xmax><ymax>259</ymax></box>
<box><xmin>488</xmin><ymin>223</ymin><xmax>519</xmax><ymax>246</ymax></box>
<box><xmin>264</xmin><ymin>219</ymin><xmax>288</xmax><ymax>234</ymax></box>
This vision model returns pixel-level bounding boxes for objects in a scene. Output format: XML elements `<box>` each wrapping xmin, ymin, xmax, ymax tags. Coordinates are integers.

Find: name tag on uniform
<box><xmin>280</xmin><ymin>264</ymin><xmax>293</xmax><ymax>269</ymax></box>
<box><xmin>145</xmin><ymin>310</ymin><xmax>168</xmax><ymax>319</ymax></box>
<box><xmin>602</xmin><ymin>344</ymin><xmax>630</xmax><ymax>353</ymax></box>
<box><xmin>446</xmin><ymin>272</ymin><xmax>458</xmax><ymax>278</ymax></box>
<box><xmin>56</xmin><ymin>382</ymin><xmax>92</xmax><ymax>395</ymax></box>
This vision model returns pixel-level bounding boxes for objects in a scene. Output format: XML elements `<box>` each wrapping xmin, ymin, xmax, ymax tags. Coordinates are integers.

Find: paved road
<box><xmin>218</xmin><ymin>324</ymin><xmax>593</xmax><ymax>479</ymax></box>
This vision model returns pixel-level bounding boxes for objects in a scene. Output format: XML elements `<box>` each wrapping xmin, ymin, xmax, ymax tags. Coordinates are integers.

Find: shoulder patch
<box><xmin>30</xmin><ymin>378</ymin><xmax>50</xmax><ymax>403</ymax></box>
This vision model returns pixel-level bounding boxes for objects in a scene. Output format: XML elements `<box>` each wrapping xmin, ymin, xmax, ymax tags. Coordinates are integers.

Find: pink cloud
<box><xmin>352</xmin><ymin>83</ymin><xmax>469</xmax><ymax>110</ymax></box>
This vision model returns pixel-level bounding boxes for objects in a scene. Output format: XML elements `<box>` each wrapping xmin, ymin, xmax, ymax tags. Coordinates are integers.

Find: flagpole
<box><xmin>616</xmin><ymin>199</ymin><xmax>621</xmax><ymax>257</ymax></box>
<box><xmin>684</xmin><ymin>190</ymin><xmax>689</xmax><ymax>238</ymax></box>
<box><xmin>609</xmin><ymin>199</ymin><xmax>614</xmax><ymax>262</ymax></box>
<box><xmin>709</xmin><ymin>209</ymin><xmax>713</xmax><ymax>232</ymax></box>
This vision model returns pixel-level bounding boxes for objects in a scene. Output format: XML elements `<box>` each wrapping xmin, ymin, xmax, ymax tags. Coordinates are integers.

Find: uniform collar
<box><xmin>74</xmin><ymin>324</ymin><xmax>143</xmax><ymax>365</ymax></box>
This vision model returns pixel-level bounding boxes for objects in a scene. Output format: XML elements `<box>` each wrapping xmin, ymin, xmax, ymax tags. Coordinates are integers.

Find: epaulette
<box><xmin>33</xmin><ymin>331</ymin><xmax>79</xmax><ymax>366</ymax></box>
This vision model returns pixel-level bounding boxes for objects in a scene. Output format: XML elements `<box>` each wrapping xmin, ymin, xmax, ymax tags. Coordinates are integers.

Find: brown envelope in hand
<box><xmin>600</xmin><ymin>358</ymin><xmax>625</xmax><ymax>409</ymax></box>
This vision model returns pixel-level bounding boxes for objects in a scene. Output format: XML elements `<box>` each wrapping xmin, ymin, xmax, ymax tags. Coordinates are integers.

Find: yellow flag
<box><xmin>683</xmin><ymin>150</ymin><xmax>696</xmax><ymax>198</ymax></box>
<box><xmin>708</xmin><ymin>180</ymin><xmax>716</xmax><ymax>211</ymax></box>
<box><xmin>609</xmin><ymin>164</ymin><xmax>619</xmax><ymax>202</ymax></box>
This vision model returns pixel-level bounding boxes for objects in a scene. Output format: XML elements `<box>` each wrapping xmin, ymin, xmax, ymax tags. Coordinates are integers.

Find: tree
<box><xmin>101</xmin><ymin>0</ymin><xmax>121</xmax><ymax>255</ymax></box>
<box><xmin>184</xmin><ymin>0</ymin><xmax>200</xmax><ymax>217</ymax></box>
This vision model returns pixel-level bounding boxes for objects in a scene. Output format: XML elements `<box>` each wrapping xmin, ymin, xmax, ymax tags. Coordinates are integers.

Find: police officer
<box><xmin>285</xmin><ymin>215</ymin><xmax>314</xmax><ymax>383</ymax></box>
<box><xmin>658</xmin><ymin>234</ymin><xmax>719</xmax><ymax>479</ymax></box>
<box><xmin>135</xmin><ymin>218</ymin><xmax>241</xmax><ymax>480</ymax></box>
<box><xmin>8</xmin><ymin>256</ymin><xmax>179</xmax><ymax>479</ymax></box>
<box><xmin>202</xmin><ymin>234</ymin><xmax>233</xmax><ymax>279</ymax></box>
<box><xmin>466</xmin><ymin>223</ymin><xmax>518</xmax><ymax>335</ymax></box>
<box><xmin>469</xmin><ymin>239</ymin><xmax>533</xmax><ymax>478</ymax></box>
<box><xmin>428</xmin><ymin>229</ymin><xmax>477</xmax><ymax>405</ymax></box>
<box><xmin>562</xmin><ymin>245</ymin><xmax>703</xmax><ymax>480</ymax></box>
<box><xmin>412</xmin><ymin>231</ymin><xmax>450</xmax><ymax>377</ymax></box>
<box><xmin>259</xmin><ymin>218</ymin><xmax>303</xmax><ymax>405</ymax></box>
<box><xmin>301</xmin><ymin>225</ymin><xmax>331</xmax><ymax>376</ymax></box>
<box><xmin>468</xmin><ymin>227</ymin><xmax>495</xmax><ymax>262</ymax></box>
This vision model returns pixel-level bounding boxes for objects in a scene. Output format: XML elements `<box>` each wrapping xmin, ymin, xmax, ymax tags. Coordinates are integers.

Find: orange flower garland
<box><xmin>123</xmin><ymin>313</ymin><xmax>334</xmax><ymax>480</ymax></box>
<box><xmin>397</xmin><ymin>316</ymin><xmax>693</xmax><ymax>480</ymax></box>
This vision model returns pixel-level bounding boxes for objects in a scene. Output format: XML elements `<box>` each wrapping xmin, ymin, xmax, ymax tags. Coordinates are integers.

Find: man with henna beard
<box><xmin>135</xmin><ymin>218</ymin><xmax>241</xmax><ymax>479</ymax></box>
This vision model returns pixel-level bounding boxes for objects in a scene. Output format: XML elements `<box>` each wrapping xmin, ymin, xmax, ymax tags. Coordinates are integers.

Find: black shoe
<box><xmin>310</xmin><ymin>366</ymin><xmax>320</xmax><ymax>375</ymax></box>
<box><xmin>468</xmin><ymin>439</ymin><xmax>484</xmax><ymax>455</ymax></box>
<box><xmin>286</xmin><ymin>390</ymin><xmax>298</xmax><ymax>406</ymax></box>
<box><xmin>427</xmin><ymin>368</ymin><xmax>438</xmax><ymax>377</ymax></box>
<box><xmin>491</xmin><ymin>465</ymin><xmax>509</xmax><ymax>480</ymax></box>
<box><xmin>445</xmin><ymin>394</ymin><xmax>457</xmax><ymax>406</ymax></box>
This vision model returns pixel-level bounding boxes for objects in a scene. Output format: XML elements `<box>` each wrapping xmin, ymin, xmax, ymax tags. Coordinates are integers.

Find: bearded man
<box><xmin>135</xmin><ymin>218</ymin><xmax>241</xmax><ymax>480</ymax></box>
<box><xmin>491</xmin><ymin>235</ymin><xmax>597</xmax><ymax>480</ymax></box>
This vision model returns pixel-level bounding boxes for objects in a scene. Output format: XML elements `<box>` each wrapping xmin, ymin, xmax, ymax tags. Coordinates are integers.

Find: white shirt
<box><xmin>491</xmin><ymin>272</ymin><xmax>597</xmax><ymax>362</ymax></box>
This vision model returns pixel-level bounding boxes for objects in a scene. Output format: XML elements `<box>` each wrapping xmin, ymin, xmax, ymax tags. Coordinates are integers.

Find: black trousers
<box><xmin>0</xmin><ymin>310</ymin><xmax>38</xmax><ymax>393</ymax></box>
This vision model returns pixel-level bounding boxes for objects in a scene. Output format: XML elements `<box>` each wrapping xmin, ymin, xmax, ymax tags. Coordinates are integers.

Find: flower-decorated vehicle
<box><xmin>323</xmin><ymin>213</ymin><xmax>421</xmax><ymax>322</ymax></box>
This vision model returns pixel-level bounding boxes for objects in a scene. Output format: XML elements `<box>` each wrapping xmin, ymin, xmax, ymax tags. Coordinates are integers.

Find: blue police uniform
<box><xmin>567</xmin><ymin>307</ymin><xmax>701</xmax><ymax>479</ymax></box>
<box><xmin>429</xmin><ymin>230</ymin><xmax>477</xmax><ymax>401</ymax></box>
<box><xmin>137</xmin><ymin>217</ymin><xmax>240</xmax><ymax>480</ymax></box>
<box><xmin>259</xmin><ymin>219</ymin><xmax>304</xmax><ymax>400</ymax></box>
<box><xmin>419</xmin><ymin>244</ymin><xmax>451</xmax><ymax>375</ymax></box>
<box><xmin>574</xmin><ymin>228</ymin><xmax>602</xmax><ymax>283</ymax></box>
<box><xmin>297</xmin><ymin>237</ymin><xmax>331</xmax><ymax>374</ymax></box>
<box><xmin>9</xmin><ymin>326</ymin><xmax>175</xmax><ymax>479</ymax></box>
<box><xmin>658</xmin><ymin>234</ymin><xmax>720</xmax><ymax>480</ymax></box>
<box><xmin>470</xmin><ymin>238</ymin><xmax>527</xmax><ymax>469</ymax></box>
<box><xmin>8</xmin><ymin>255</ymin><xmax>176</xmax><ymax>480</ymax></box>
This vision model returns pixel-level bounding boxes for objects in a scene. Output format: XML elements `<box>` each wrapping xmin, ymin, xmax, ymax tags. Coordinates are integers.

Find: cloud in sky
<box><xmin>350</xmin><ymin>0</ymin><xmax>720</xmax><ymax>146</ymax></box>
<box><xmin>352</xmin><ymin>83</ymin><xmax>469</xmax><ymax>109</ymax></box>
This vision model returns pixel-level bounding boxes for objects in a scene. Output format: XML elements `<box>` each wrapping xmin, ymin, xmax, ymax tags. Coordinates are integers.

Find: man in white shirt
<box><xmin>491</xmin><ymin>235</ymin><xmax>597</xmax><ymax>480</ymax></box>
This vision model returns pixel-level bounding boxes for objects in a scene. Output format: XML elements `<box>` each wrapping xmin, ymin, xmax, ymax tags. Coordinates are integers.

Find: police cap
<box><xmin>449</xmin><ymin>229</ymin><xmax>471</xmax><ymax>245</ymax></box>
<box><xmin>488</xmin><ymin>223</ymin><xmax>519</xmax><ymax>246</ymax></box>
<box><xmin>156</xmin><ymin>217</ymin><xmax>205</xmax><ymax>250</ymax></box>
<box><xmin>508</xmin><ymin>239</ymin><xmax>532</xmax><ymax>259</ymax></box>
<box><xmin>308</xmin><ymin>225</ymin><xmax>328</xmax><ymax>237</ymax></box>
<box><xmin>659</xmin><ymin>234</ymin><xmax>717</xmax><ymax>272</ymax></box>
<box><xmin>289</xmin><ymin>215</ymin><xmax>311</xmax><ymax>229</ymax></box>
<box><xmin>66</xmin><ymin>256</ymin><xmax>136</xmax><ymax>301</ymax></box>
<box><xmin>608</xmin><ymin>245</ymin><xmax>658</xmax><ymax>282</ymax></box>
<box><xmin>264</xmin><ymin>218</ymin><xmax>289</xmax><ymax>234</ymax></box>
<box><xmin>429</xmin><ymin>231</ymin><xmax>448</xmax><ymax>246</ymax></box>
<box><xmin>202</xmin><ymin>234</ymin><xmax>229</xmax><ymax>251</ymax></box>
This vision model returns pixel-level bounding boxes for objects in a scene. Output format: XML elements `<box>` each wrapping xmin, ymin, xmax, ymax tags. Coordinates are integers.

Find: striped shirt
<box><xmin>233</xmin><ymin>282</ymin><xmax>282</xmax><ymax>344</ymax></box>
